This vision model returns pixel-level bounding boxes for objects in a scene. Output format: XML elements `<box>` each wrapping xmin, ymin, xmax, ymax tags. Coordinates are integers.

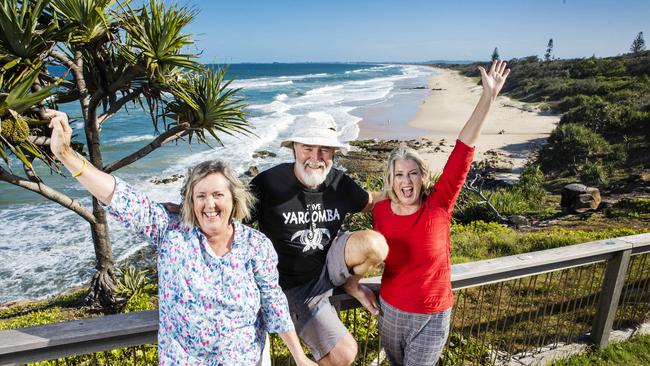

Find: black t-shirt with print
<box><xmin>249</xmin><ymin>163</ymin><xmax>369</xmax><ymax>290</ymax></box>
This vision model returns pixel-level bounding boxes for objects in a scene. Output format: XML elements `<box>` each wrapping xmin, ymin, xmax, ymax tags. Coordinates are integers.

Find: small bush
<box><xmin>569</xmin><ymin>58</ymin><xmax>601</xmax><ymax>78</ymax></box>
<box><xmin>560</xmin><ymin>99</ymin><xmax>628</xmax><ymax>137</ymax></box>
<box><xmin>0</xmin><ymin>308</ymin><xmax>64</xmax><ymax>330</ymax></box>
<box><xmin>538</xmin><ymin>124</ymin><xmax>613</xmax><ymax>176</ymax></box>
<box><xmin>608</xmin><ymin>198</ymin><xmax>650</xmax><ymax>219</ymax></box>
<box><xmin>115</xmin><ymin>266</ymin><xmax>152</xmax><ymax>299</ymax></box>
<box><xmin>558</xmin><ymin>94</ymin><xmax>605</xmax><ymax>112</ymax></box>
<box><xmin>579</xmin><ymin>160</ymin><xmax>608</xmax><ymax>186</ymax></box>
<box><xmin>122</xmin><ymin>293</ymin><xmax>157</xmax><ymax>313</ymax></box>
<box><xmin>518</xmin><ymin>164</ymin><xmax>546</xmax><ymax>202</ymax></box>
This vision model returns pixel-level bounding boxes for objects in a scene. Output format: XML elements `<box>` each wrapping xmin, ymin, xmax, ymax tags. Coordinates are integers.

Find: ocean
<box><xmin>0</xmin><ymin>63</ymin><xmax>435</xmax><ymax>304</ymax></box>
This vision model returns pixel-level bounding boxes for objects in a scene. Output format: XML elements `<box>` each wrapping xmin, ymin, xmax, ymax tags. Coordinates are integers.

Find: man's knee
<box><xmin>344</xmin><ymin>230</ymin><xmax>388</xmax><ymax>272</ymax></box>
<box><xmin>358</xmin><ymin>230</ymin><xmax>388</xmax><ymax>264</ymax></box>
<box><xmin>324</xmin><ymin>334</ymin><xmax>357</xmax><ymax>366</ymax></box>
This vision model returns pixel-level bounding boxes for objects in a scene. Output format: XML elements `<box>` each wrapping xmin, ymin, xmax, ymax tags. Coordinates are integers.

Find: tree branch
<box><xmin>23</xmin><ymin>159</ymin><xmax>42</xmax><ymax>183</ymax></box>
<box><xmin>91</xmin><ymin>63</ymin><xmax>145</xmax><ymax>104</ymax></box>
<box><xmin>0</xmin><ymin>166</ymin><xmax>96</xmax><ymax>224</ymax></box>
<box><xmin>97</xmin><ymin>86</ymin><xmax>144</xmax><ymax>127</ymax></box>
<box><xmin>39</xmin><ymin>73</ymin><xmax>76</xmax><ymax>90</ymax></box>
<box><xmin>55</xmin><ymin>89</ymin><xmax>81</xmax><ymax>103</ymax></box>
<box><xmin>51</xmin><ymin>48</ymin><xmax>91</xmax><ymax>118</ymax></box>
<box><xmin>103</xmin><ymin>124</ymin><xmax>190</xmax><ymax>173</ymax></box>
<box><xmin>27</xmin><ymin>136</ymin><xmax>51</xmax><ymax>146</ymax></box>
<box><xmin>49</xmin><ymin>49</ymin><xmax>78</xmax><ymax>72</ymax></box>
<box><xmin>464</xmin><ymin>173</ymin><xmax>509</xmax><ymax>224</ymax></box>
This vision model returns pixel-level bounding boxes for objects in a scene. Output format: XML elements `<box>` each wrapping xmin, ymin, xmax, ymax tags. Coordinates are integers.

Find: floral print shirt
<box><xmin>105</xmin><ymin>178</ymin><xmax>293</xmax><ymax>365</ymax></box>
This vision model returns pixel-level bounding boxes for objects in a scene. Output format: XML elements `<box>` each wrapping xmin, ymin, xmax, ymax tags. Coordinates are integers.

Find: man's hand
<box><xmin>162</xmin><ymin>202</ymin><xmax>181</xmax><ymax>214</ymax></box>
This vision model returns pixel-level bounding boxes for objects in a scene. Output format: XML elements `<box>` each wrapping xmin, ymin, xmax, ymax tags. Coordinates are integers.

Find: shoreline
<box><xmin>354</xmin><ymin>67</ymin><xmax>560</xmax><ymax>175</ymax></box>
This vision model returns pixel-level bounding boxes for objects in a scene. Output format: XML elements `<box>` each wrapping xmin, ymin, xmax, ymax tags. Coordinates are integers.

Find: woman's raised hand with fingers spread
<box><xmin>478</xmin><ymin>59</ymin><xmax>511</xmax><ymax>101</ymax></box>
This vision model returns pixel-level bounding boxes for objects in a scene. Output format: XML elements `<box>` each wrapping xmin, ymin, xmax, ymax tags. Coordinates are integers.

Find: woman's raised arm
<box><xmin>47</xmin><ymin>109</ymin><xmax>116</xmax><ymax>205</ymax></box>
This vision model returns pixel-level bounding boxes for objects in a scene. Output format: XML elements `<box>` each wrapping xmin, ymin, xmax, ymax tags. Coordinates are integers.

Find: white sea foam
<box><xmin>232</xmin><ymin>79</ymin><xmax>294</xmax><ymax>89</ymax></box>
<box><xmin>110</xmin><ymin>134</ymin><xmax>156</xmax><ymax>143</ymax></box>
<box><xmin>278</xmin><ymin>73</ymin><xmax>329</xmax><ymax>80</ymax></box>
<box><xmin>0</xmin><ymin>199</ymin><xmax>149</xmax><ymax>303</ymax></box>
<box><xmin>305</xmin><ymin>84</ymin><xmax>344</xmax><ymax>96</ymax></box>
<box><xmin>248</xmin><ymin>101</ymin><xmax>291</xmax><ymax>114</ymax></box>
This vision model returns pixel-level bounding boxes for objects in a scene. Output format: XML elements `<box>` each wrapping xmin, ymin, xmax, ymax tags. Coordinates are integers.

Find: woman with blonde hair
<box><xmin>373</xmin><ymin>60</ymin><xmax>510</xmax><ymax>365</ymax></box>
<box><xmin>46</xmin><ymin>109</ymin><xmax>315</xmax><ymax>365</ymax></box>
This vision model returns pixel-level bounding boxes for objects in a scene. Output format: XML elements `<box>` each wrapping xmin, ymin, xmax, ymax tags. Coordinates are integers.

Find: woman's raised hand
<box><xmin>45</xmin><ymin>109</ymin><xmax>72</xmax><ymax>159</ymax></box>
<box><xmin>478</xmin><ymin>59</ymin><xmax>511</xmax><ymax>101</ymax></box>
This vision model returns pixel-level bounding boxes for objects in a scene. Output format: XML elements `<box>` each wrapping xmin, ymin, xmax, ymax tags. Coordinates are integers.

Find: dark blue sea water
<box><xmin>0</xmin><ymin>63</ymin><xmax>435</xmax><ymax>303</ymax></box>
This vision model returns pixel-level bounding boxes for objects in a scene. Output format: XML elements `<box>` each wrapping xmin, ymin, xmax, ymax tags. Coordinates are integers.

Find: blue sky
<box><xmin>184</xmin><ymin>0</ymin><xmax>650</xmax><ymax>63</ymax></box>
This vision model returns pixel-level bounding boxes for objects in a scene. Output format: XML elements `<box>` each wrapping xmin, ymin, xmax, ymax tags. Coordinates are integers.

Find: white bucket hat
<box><xmin>280</xmin><ymin>112</ymin><xmax>350</xmax><ymax>154</ymax></box>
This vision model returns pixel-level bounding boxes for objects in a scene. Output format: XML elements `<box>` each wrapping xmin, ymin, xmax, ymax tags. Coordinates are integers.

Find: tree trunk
<box><xmin>85</xmin><ymin>200</ymin><xmax>117</xmax><ymax>307</ymax></box>
<box><xmin>82</xmin><ymin>84</ymin><xmax>118</xmax><ymax>307</ymax></box>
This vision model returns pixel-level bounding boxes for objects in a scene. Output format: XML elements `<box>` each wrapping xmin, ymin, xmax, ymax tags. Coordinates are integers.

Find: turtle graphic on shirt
<box><xmin>290</xmin><ymin>221</ymin><xmax>331</xmax><ymax>252</ymax></box>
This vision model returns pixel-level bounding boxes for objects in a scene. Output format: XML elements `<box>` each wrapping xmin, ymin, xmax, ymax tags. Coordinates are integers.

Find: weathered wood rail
<box><xmin>1</xmin><ymin>233</ymin><xmax>649</xmax><ymax>365</ymax></box>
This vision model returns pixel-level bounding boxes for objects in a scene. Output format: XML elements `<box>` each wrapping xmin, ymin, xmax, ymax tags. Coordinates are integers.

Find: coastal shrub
<box><xmin>538</xmin><ymin>124</ymin><xmax>613</xmax><ymax>176</ymax></box>
<box><xmin>579</xmin><ymin>160</ymin><xmax>608</xmax><ymax>186</ymax></box>
<box><xmin>538</xmin><ymin>102</ymin><xmax>552</xmax><ymax>112</ymax></box>
<box><xmin>623</xmin><ymin>109</ymin><xmax>650</xmax><ymax>136</ymax></box>
<box><xmin>0</xmin><ymin>308</ymin><xmax>64</xmax><ymax>330</ymax></box>
<box><xmin>454</xmin><ymin>187</ymin><xmax>545</xmax><ymax>224</ymax></box>
<box><xmin>0</xmin><ymin>289</ymin><xmax>86</xmax><ymax>319</ymax></box>
<box><xmin>565</xmin><ymin>78</ymin><xmax>605</xmax><ymax>97</ymax></box>
<box><xmin>342</xmin><ymin>175</ymin><xmax>384</xmax><ymax>231</ymax></box>
<box><xmin>122</xmin><ymin>293</ymin><xmax>157</xmax><ymax>313</ymax></box>
<box><xmin>115</xmin><ymin>266</ymin><xmax>152</xmax><ymax>299</ymax></box>
<box><xmin>560</xmin><ymin>98</ymin><xmax>629</xmax><ymax>136</ymax></box>
<box><xmin>625</xmin><ymin>50</ymin><xmax>650</xmax><ymax>76</ymax></box>
<box><xmin>569</xmin><ymin>58</ymin><xmax>602</xmax><ymax>78</ymax></box>
<box><xmin>601</xmin><ymin>59</ymin><xmax>628</xmax><ymax>77</ymax></box>
<box><xmin>518</xmin><ymin>164</ymin><xmax>546</xmax><ymax>202</ymax></box>
<box><xmin>453</xmin><ymin>165</ymin><xmax>550</xmax><ymax>224</ymax></box>
<box><xmin>607</xmin><ymin>89</ymin><xmax>640</xmax><ymax>105</ymax></box>
<box><xmin>31</xmin><ymin>345</ymin><xmax>159</xmax><ymax>366</ymax></box>
<box><xmin>558</xmin><ymin>94</ymin><xmax>605</xmax><ymax>112</ymax></box>
<box><xmin>532</xmin><ymin>77</ymin><xmax>572</xmax><ymax>100</ymax></box>
<box><xmin>607</xmin><ymin>198</ymin><xmax>650</xmax><ymax>219</ymax></box>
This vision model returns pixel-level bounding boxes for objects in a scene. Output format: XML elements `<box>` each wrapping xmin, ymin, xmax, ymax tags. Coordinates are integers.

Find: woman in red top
<box><xmin>373</xmin><ymin>60</ymin><xmax>510</xmax><ymax>365</ymax></box>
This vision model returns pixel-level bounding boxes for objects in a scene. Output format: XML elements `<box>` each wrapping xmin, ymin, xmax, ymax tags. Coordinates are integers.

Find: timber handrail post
<box><xmin>591</xmin><ymin>248</ymin><xmax>632</xmax><ymax>348</ymax></box>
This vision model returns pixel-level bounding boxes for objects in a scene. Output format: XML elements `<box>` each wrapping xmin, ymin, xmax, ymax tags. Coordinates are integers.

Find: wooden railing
<box><xmin>1</xmin><ymin>233</ymin><xmax>649</xmax><ymax>365</ymax></box>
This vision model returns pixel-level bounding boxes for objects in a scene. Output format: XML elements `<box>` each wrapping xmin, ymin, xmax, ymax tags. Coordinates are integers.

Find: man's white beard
<box><xmin>295</xmin><ymin>161</ymin><xmax>331</xmax><ymax>188</ymax></box>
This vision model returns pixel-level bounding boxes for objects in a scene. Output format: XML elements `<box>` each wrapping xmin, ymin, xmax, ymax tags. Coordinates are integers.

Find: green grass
<box><xmin>450</xmin><ymin>221</ymin><xmax>645</xmax><ymax>263</ymax></box>
<box><xmin>551</xmin><ymin>334</ymin><xmax>650</xmax><ymax>366</ymax></box>
<box><xmin>607</xmin><ymin>198</ymin><xmax>650</xmax><ymax>219</ymax></box>
<box><xmin>0</xmin><ymin>308</ymin><xmax>65</xmax><ymax>330</ymax></box>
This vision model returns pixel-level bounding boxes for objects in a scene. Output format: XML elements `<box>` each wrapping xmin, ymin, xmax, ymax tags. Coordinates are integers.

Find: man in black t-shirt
<box><xmin>249</xmin><ymin>112</ymin><xmax>388</xmax><ymax>365</ymax></box>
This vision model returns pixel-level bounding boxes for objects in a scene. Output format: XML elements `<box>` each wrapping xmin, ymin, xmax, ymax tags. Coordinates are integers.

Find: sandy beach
<box><xmin>408</xmin><ymin>67</ymin><xmax>560</xmax><ymax>174</ymax></box>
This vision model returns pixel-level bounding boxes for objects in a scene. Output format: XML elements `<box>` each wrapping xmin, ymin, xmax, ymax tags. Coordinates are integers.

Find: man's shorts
<box><xmin>283</xmin><ymin>231</ymin><xmax>354</xmax><ymax>361</ymax></box>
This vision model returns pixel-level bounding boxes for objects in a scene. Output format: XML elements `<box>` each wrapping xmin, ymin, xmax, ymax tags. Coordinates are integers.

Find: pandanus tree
<box><xmin>0</xmin><ymin>0</ymin><xmax>250</xmax><ymax>306</ymax></box>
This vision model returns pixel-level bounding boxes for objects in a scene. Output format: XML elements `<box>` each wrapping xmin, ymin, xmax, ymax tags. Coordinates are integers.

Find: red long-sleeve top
<box><xmin>373</xmin><ymin>140</ymin><xmax>474</xmax><ymax>313</ymax></box>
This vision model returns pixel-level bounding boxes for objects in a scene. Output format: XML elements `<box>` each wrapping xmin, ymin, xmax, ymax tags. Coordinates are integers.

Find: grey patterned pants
<box><xmin>379</xmin><ymin>297</ymin><xmax>452</xmax><ymax>366</ymax></box>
